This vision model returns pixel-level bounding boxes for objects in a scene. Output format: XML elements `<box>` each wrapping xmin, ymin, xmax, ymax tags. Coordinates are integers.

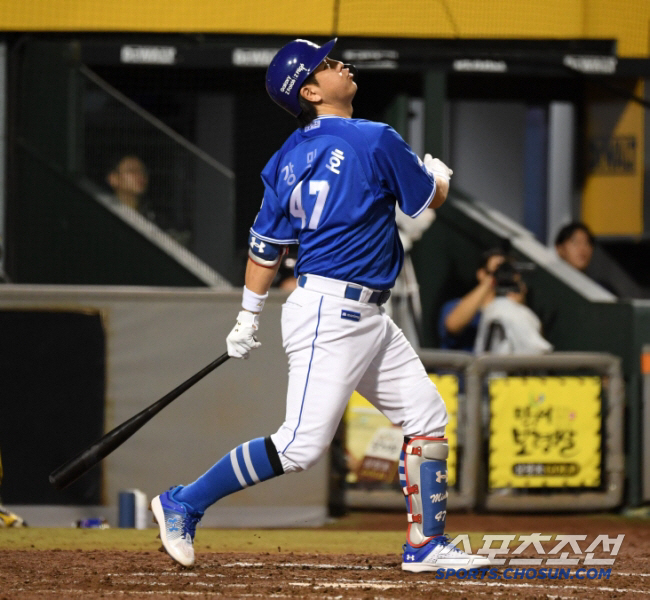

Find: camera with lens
<box><xmin>493</xmin><ymin>261</ymin><xmax>523</xmax><ymax>296</ymax></box>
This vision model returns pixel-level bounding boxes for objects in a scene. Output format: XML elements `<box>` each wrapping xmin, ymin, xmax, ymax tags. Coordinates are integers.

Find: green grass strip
<box><xmin>0</xmin><ymin>528</ymin><xmax>489</xmax><ymax>554</ymax></box>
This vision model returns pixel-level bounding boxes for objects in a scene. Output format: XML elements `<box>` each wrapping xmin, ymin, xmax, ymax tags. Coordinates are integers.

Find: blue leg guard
<box><xmin>400</xmin><ymin>437</ymin><xmax>493</xmax><ymax>572</ymax></box>
<box><xmin>401</xmin><ymin>436</ymin><xmax>449</xmax><ymax>547</ymax></box>
<box><xmin>421</xmin><ymin>461</ymin><xmax>448</xmax><ymax>536</ymax></box>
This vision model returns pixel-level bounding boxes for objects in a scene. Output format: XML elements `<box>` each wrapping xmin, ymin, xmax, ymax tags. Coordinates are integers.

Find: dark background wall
<box><xmin>0</xmin><ymin>310</ymin><xmax>105</xmax><ymax>505</ymax></box>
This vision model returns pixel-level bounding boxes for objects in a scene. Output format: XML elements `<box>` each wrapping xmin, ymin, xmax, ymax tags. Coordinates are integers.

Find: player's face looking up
<box><xmin>299</xmin><ymin>57</ymin><xmax>357</xmax><ymax>117</ymax></box>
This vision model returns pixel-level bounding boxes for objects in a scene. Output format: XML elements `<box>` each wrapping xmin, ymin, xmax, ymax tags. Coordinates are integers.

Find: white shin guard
<box><xmin>400</xmin><ymin>436</ymin><xmax>449</xmax><ymax>547</ymax></box>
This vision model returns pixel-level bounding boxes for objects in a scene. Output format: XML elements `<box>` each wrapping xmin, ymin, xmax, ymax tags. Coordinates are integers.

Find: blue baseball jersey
<box><xmin>250</xmin><ymin>115</ymin><xmax>436</xmax><ymax>289</ymax></box>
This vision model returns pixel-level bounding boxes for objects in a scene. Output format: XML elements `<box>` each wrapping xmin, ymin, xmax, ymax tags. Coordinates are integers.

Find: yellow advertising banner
<box><xmin>345</xmin><ymin>374</ymin><xmax>458</xmax><ymax>487</ymax></box>
<box><xmin>582</xmin><ymin>80</ymin><xmax>644</xmax><ymax>235</ymax></box>
<box><xmin>489</xmin><ymin>376</ymin><xmax>602</xmax><ymax>488</ymax></box>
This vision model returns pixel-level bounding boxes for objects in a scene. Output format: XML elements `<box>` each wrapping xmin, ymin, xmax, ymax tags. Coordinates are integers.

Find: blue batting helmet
<box><xmin>266</xmin><ymin>38</ymin><xmax>337</xmax><ymax>117</ymax></box>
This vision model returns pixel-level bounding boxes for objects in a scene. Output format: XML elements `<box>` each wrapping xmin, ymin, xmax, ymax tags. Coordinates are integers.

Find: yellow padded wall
<box><xmin>0</xmin><ymin>1</ymin><xmax>648</xmax><ymax>58</ymax></box>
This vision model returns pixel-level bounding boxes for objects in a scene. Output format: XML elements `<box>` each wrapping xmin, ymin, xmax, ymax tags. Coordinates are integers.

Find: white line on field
<box><xmin>447</xmin><ymin>580</ymin><xmax>648</xmax><ymax>594</ymax></box>
<box><xmin>221</xmin><ymin>561</ymin><xmax>390</xmax><ymax>570</ymax></box>
<box><xmin>9</xmin><ymin>591</ymin><xmax>211</xmax><ymax>597</ymax></box>
<box><xmin>96</xmin><ymin>567</ymin><xmax>650</xmax><ymax>599</ymax></box>
<box><xmin>8</xmin><ymin>584</ymin><xmax>579</xmax><ymax>599</ymax></box>
<box><xmin>288</xmin><ymin>582</ymin><xmax>507</xmax><ymax>596</ymax></box>
<box><xmin>290</xmin><ymin>581</ymin><xmax>400</xmax><ymax>591</ymax></box>
<box><xmin>113</xmin><ymin>563</ymin><xmax>650</xmax><ymax>578</ymax></box>
<box><xmin>105</xmin><ymin>567</ymin><xmax>650</xmax><ymax>590</ymax></box>
<box><xmin>285</xmin><ymin>578</ymin><xmax>650</xmax><ymax>596</ymax></box>
<box><xmin>106</xmin><ymin>571</ymin><xmax>223</xmax><ymax>578</ymax></box>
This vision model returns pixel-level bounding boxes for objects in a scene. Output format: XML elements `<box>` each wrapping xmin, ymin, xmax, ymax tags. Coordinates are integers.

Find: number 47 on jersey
<box><xmin>290</xmin><ymin>180</ymin><xmax>330</xmax><ymax>231</ymax></box>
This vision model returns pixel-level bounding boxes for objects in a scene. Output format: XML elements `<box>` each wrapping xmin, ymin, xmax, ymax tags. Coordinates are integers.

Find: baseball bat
<box><xmin>49</xmin><ymin>352</ymin><xmax>230</xmax><ymax>490</ymax></box>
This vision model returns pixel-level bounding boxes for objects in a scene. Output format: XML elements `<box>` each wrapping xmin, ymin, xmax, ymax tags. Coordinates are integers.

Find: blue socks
<box><xmin>174</xmin><ymin>436</ymin><xmax>284</xmax><ymax>513</ymax></box>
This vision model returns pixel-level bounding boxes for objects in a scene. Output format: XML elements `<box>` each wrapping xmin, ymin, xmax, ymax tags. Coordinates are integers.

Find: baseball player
<box><xmin>151</xmin><ymin>38</ymin><xmax>490</xmax><ymax>573</ymax></box>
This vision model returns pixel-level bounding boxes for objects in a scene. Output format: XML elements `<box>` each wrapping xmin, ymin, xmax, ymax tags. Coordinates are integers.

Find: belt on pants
<box><xmin>297</xmin><ymin>274</ymin><xmax>392</xmax><ymax>306</ymax></box>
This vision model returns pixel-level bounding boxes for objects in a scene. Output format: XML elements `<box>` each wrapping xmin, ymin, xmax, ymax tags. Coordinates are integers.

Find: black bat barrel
<box><xmin>49</xmin><ymin>353</ymin><xmax>230</xmax><ymax>490</ymax></box>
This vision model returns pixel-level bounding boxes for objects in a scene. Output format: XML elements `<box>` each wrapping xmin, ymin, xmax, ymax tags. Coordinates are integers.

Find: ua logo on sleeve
<box><xmin>250</xmin><ymin>237</ymin><xmax>266</xmax><ymax>252</ymax></box>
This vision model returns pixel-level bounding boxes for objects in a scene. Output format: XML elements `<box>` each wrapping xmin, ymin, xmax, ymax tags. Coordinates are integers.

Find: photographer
<box><xmin>438</xmin><ymin>248</ymin><xmax>508</xmax><ymax>351</ymax></box>
<box><xmin>473</xmin><ymin>261</ymin><xmax>553</xmax><ymax>355</ymax></box>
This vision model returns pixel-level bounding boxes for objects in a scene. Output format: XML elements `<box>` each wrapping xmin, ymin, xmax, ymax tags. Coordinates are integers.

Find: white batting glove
<box><xmin>226</xmin><ymin>310</ymin><xmax>261</xmax><ymax>359</ymax></box>
<box><xmin>423</xmin><ymin>154</ymin><xmax>453</xmax><ymax>181</ymax></box>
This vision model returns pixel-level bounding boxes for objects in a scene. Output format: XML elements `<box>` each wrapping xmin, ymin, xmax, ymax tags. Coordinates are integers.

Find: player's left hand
<box><xmin>226</xmin><ymin>310</ymin><xmax>261</xmax><ymax>359</ymax></box>
<box><xmin>423</xmin><ymin>154</ymin><xmax>453</xmax><ymax>181</ymax></box>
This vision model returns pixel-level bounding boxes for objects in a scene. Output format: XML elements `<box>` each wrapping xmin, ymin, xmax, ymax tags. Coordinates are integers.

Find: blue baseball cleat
<box><xmin>150</xmin><ymin>486</ymin><xmax>203</xmax><ymax>567</ymax></box>
<box><xmin>402</xmin><ymin>535</ymin><xmax>492</xmax><ymax>572</ymax></box>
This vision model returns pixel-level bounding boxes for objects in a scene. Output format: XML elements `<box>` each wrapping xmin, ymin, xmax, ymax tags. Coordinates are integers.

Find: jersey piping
<box><xmin>410</xmin><ymin>184</ymin><xmax>437</xmax><ymax>218</ymax></box>
<box><xmin>249</xmin><ymin>228</ymin><xmax>299</xmax><ymax>245</ymax></box>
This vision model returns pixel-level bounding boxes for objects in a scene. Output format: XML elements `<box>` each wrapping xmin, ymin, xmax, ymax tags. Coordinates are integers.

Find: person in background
<box><xmin>473</xmin><ymin>261</ymin><xmax>553</xmax><ymax>355</ymax></box>
<box><xmin>438</xmin><ymin>248</ymin><xmax>507</xmax><ymax>351</ymax></box>
<box><xmin>554</xmin><ymin>221</ymin><xmax>594</xmax><ymax>273</ymax></box>
<box><xmin>554</xmin><ymin>221</ymin><xmax>618</xmax><ymax>296</ymax></box>
<box><xmin>106</xmin><ymin>154</ymin><xmax>153</xmax><ymax>219</ymax></box>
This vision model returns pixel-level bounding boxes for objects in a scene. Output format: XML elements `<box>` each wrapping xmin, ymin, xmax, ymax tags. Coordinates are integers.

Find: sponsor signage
<box><xmin>489</xmin><ymin>377</ymin><xmax>602</xmax><ymax>488</ymax></box>
<box><xmin>563</xmin><ymin>55</ymin><xmax>617</xmax><ymax>74</ymax></box>
<box><xmin>120</xmin><ymin>45</ymin><xmax>177</xmax><ymax>65</ymax></box>
<box><xmin>588</xmin><ymin>135</ymin><xmax>637</xmax><ymax>175</ymax></box>
<box><xmin>342</xmin><ymin>49</ymin><xmax>398</xmax><ymax>69</ymax></box>
<box><xmin>453</xmin><ymin>59</ymin><xmax>507</xmax><ymax>72</ymax></box>
<box><xmin>232</xmin><ymin>48</ymin><xmax>279</xmax><ymax>67</ymax></box>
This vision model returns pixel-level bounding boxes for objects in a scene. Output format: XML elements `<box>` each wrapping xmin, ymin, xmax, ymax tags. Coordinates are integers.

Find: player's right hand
<box><xmin>423</xmin><ymin>154</ymin><xmax>453</xmax><ymax>181</ymax></box>
<box><xmin>226</xmin><ymin>310</ymin><xmax>262</xmax><ymax>359</ymax></box>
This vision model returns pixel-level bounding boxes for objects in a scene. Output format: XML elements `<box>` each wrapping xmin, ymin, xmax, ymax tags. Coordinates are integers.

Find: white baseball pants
<box><xmin>270</xmin><ymin>275</ymin><xmax>448</xmax><ymax>473</ymax></box>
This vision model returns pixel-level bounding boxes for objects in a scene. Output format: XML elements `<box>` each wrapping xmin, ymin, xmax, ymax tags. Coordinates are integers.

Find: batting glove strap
<box><xmin>226</xmin><ymin>310</ymin><xmax>262</xmax><ymax>359</ymax></box>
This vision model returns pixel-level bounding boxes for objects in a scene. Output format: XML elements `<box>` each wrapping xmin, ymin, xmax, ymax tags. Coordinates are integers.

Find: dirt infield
<box><xmin>1</xmin><ymin>512</ymin><xmax>649</xmax><ymax>598</ymax></box>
